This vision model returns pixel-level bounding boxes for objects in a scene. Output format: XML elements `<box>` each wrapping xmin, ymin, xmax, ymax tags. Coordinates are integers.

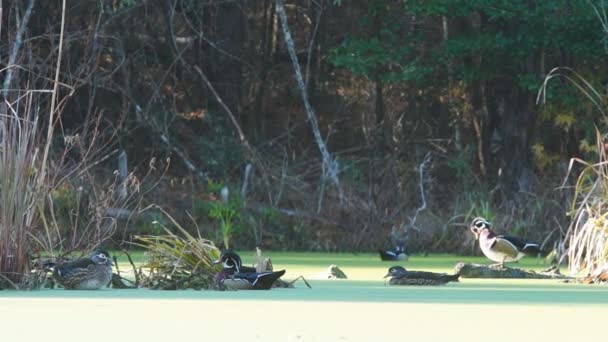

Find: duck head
<box><xmin>470</xmin><ymin>217</ymin><xmax>491</xmax><ymax>240</ymax></box>
<box><xmin>383</xmin><ymin>265</ymin><xmax>407</xmax><ymax>278</ymax></box>
<box><xmin>91</xmin><ymin>250</ymin><xmax>111</xmax><ymax>266</ymax></box>
<box><xmin>212</xmin><ymin>250</ymin><xmax>243</xmax><ymax>273</ymax></box>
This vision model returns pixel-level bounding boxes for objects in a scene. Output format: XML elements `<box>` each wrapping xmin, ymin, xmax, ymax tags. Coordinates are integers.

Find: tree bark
<box><xmin>489</xmin><ymin>84</ymin><xmax>536</xmax><ymax>197</ymax></box>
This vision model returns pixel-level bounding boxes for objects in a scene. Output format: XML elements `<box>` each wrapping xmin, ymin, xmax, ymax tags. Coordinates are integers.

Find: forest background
<box><xmin>2</xmin><ymin>0</ymin><xmax>607</xmax><ymax>260</ymax></box>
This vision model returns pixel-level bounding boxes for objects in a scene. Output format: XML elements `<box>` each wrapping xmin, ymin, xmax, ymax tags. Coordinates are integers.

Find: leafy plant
<box><xmin>208</xmin><ymin>196</ymin><xmax>241</xmax><ymax>249</ymax></box>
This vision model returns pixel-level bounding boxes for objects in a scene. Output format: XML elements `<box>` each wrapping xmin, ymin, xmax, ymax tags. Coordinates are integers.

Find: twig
<box><xmin>193</xmin><ymin>66</ymin><xmax>250</xmax><ymax>150</ymax></box>
<box><xmin>304</xmin><ymin>3</ymin><xmax>322</xmax><ymax>86</ymax></box>
<box><xmin>38</xmin><ymin>0</ymin><xmax>66</xmax><ymax>191</ymax></box>
<box><xmin>246</xmin><ymin>203</ymin><xmax>349</xmax><ymax>230</ymax></box>
<box><xmin>193</xmin><ymin>65</ymin><xmax>273</xmax><ymax>201</ymax></box>
<box><xmin>241</xmin><ymin>163</ymin><xmax>253</xmax><ymax>200</ymax></box>
<box><xmin>408</xmin><ymin>152</ymin><xmax>432</xmax><ymax>231</ymax></box>
<box><xmin>159</xmin><ymin>133</ymin><xmax>207</xmax><ymax>180</ymax></box>
<box><xmin>113</xmin><ymin>255</ymin><xmax>120</xmax><ymax>276</ymax></box>
<box><xmin>123</xmin><ymin>250</ymin><xmax>140</xmax><ymax>287</ymax></box>
<box><xmin>287</xmin><ymin>275</ymin><xmax>312</xmax><ymax>289</ymax></box>
<box><xmin>0</xmin><ymin>272</ymin><xmax>19</xmax><ymax>290</ymax></box>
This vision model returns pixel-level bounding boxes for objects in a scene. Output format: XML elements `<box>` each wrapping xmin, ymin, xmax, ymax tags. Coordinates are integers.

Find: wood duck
<box><xmin>383</xmin><ymin>266</ymin><xmax>459</xmax><ymax>285</ymax></box>
<box><xmin>213</xmin><ymin>250</ymin><xmax>285</xmax><ymax>290</ymax></box>
<box><xmin>470</xmin><ymin>217</ymin><xmax>543</xmax><ymax>267</ymax></box>
<box><xmin>379</xmin><ymin>244</ymin><xmax>408</xmax><ymax>261</ymax></box>
<box><xmin>52</xmin><ymin>251</ymin><xmax>113</xmax><ymax>290</ymax></box>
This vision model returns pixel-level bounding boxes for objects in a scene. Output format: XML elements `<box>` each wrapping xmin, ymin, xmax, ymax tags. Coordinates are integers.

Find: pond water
<box><xmin>1</xmin><ymin>253</ymin><xmax>607</xmax><ymax>341</ymax></box>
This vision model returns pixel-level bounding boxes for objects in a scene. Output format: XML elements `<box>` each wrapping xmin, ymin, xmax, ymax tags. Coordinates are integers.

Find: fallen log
<box><xmin>454</xmin><ymin>262</ymin><xmax>569</xmax><ymax>279</ymax></box>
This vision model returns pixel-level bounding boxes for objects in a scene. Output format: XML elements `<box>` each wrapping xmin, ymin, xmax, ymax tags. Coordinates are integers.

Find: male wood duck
<box><xmin>379</xmin><ymin>244</ymin><xmax>408</xmax><ymax>261</ymax></box>
<box><xmin>213</xmin><ymin>250</ymin><xmax>285</xmax><ymax>290</ymax></box>
<box><xmin>52</xmin><ymin>251</ymin><xmax>113</xmax><ymax>290</ymax></box>
<box><xmin>383</xmin><ymin>266</ymin><xmax>459</xmax><ymax>285</ymax></box>
<box><xmin>470</xmin><ymin>217</ymin><xmax>543</xmax><ymax>267</ymax></box>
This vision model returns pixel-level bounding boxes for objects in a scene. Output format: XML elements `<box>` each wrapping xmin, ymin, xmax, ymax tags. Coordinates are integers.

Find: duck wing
<box><xmin>404</xmin><ymin>270</ymin><xmax>459</xmax><ymax>282</ymax></box>
<box><xmin>53</xmin><ymin>258</ymin><xmax>94</xmax><ymax>278</ymax></box>
<box><xmin>499</xmin><ymin>235</ymin><xmax>542</xmax><ymax>255</ymax></box>
<box><xmin>379</xmin><ymin>250</ymin><xmax>397</xmax><ymax>261</ymax></box>
<box><xmin>234</xmin><ymin>270</ymin><xmax>286</xmax><ymax>290</ymax></box>
<box><xmin>389</xmin><ymin>277</ymin><xmax>453</xmax><ymax>286</ymax></box>
<box><xmin>491</xmin><ymin>236</ymin><xmax>520</xmax><ymax>259</ymax></box>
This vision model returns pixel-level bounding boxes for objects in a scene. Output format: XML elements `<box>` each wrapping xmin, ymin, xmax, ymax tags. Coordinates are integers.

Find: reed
<box><xmin>0</xmin><ymin>92</ymin><xmax>46</xmax><ymax>287</ymax></box>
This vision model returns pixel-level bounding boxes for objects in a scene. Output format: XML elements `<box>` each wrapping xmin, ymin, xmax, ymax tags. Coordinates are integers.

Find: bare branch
<box><xmin>1</xmin><ymin>0</ymin><xmax>36</xmax><ymax>100</ymax></box>
<box><xmin>408</xmin><ymin>152</ymin><xmax>432</xmax><ymax>231</ymax></box>
<box><xmin>275</xmin><ymin>0</ymin><xmax>343</xmax><ymax>203</ymax></box>
<box><xmin>38</xmin><ymin>0</ymin><xmax>66</xmax><ymax>191</ymax></box>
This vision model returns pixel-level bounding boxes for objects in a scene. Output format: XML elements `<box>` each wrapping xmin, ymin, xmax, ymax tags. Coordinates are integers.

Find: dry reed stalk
<box><xmin>0</xmin><ymin>92</ymin><xmax>44</xmax><ymax>287</ymax></box>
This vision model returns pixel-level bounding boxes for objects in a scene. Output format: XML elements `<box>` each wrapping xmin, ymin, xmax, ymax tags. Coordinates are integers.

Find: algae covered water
<box><xmin>1</xmin><ymin>253</ymin><xmax>607</xmax><ymax>342</ymax></box>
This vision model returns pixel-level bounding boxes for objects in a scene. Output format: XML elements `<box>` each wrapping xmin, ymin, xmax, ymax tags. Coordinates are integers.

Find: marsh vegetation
<box><xmin>2</xmin><ymin>0</ymin><xmax>608</xmax><ymax>290</ymax></box>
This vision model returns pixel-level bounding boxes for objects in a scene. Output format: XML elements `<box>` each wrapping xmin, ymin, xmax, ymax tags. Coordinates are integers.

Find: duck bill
<box><xmin>470</xmin><ymin>227</ymin><xmax>480</xmax><ymax>240</ymax></box>
<box><xmin>382</xmin><ymin>273</ymin><xmax>391</xmax><ymax>278</ymax></box>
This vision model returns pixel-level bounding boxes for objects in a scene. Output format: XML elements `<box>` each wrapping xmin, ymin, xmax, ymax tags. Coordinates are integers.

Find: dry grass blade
<box><xmin>537</xmin><ymin>67</ymin><xmax>607</xmax><ymax>118</ymax></box>
<box><xmin>131</xmin><ymin>207</ymin><xmax>221</xmax><ymax>289</ymax></box>
<box><xmin>0</xmin><ymin>92</ymin><xmax>46</xmax><ymax>288</ymax></box>
<box><xmin>566</xmin><ymin>130</ymin><xmax>608</xmax><ymax>276</ymax></box>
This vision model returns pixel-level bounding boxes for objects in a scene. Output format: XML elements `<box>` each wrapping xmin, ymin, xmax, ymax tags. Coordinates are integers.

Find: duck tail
<box><xmin>42</xmin><ymin>262</ymin><xmax>56</xmax><ymax>272</ymax></box>
<box><xmin>379</xmin><ymin>250</ymin><xmax>396</xmax><ymax>261</ymax></box>
<box><xmin>522</xmin><ymin>244</ymin><xmax>548</xmax><ymax>257</ymax></box>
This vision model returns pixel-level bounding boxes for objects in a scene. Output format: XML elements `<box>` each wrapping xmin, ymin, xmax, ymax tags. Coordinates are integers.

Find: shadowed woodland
<box><xmin>1</xmin><ymin>0</ymin><xmax>608</xmax><ymax>287</ymax></box>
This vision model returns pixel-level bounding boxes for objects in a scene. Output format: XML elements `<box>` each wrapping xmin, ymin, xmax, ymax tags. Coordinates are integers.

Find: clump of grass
<box><xmin>132</xmin><ymin>205</ymin><xmax>221</xmax><ymax>289</ymax></box>
<box><xmin>0</xmin><ymin>93</ymin><xmax>46</xmax><ymax>288</ymax></box>
<box><xmin>537</xmin><ymin>3</ymin><xmax>608</xmax><ymax>276</ymax></box>
<box><xmin>538</xmin><ymin>68</ymin><xmax>608</xmax><ymax>276</ymax></box>
<box><xmin>565</xmin><ymin>130</ymin><xmax>608</xmax><ymax>276</ymax></box>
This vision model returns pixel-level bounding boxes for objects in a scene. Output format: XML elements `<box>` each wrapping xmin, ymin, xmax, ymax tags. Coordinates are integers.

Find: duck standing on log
<box><xmin>469</xmin><ymin>217</ymin><xmax>544</xmax><ymax>267</ymax></box>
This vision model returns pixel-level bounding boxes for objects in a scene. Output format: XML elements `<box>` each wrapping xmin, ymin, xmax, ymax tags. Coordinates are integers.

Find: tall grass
<box><xmin>563</xmin><ymin>130</ymin><xmax>608</xmax><ymax>276</ymax></box>
<box><xmin>539</xmin><ymin>70</ymin><xmax>608</xmax><ymax>275</ymax></box>
<box><xmin>535</xmin><ymin>1</ymin><xmax>608</xmax><ymax>278</ymax></box>
<box><xmin>0</xmin><ymin>92</ymin><xmax>47</xmax><ymax>287</ymax></box>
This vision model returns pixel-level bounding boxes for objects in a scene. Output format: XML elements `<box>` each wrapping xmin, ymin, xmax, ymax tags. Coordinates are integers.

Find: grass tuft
<box><xmin>131</xmin><ymin>205</ymin><xmax>221</xmax><ymax>289</ymax></box>
<box><xmin>0</xmin><ymin>92</ymin><xmax>46</xmax><ymax>288</ymax></box>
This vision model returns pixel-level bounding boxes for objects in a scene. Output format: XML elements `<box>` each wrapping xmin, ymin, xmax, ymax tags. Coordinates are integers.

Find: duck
<box><xmin>51</xmin><ymin>250</ymin><xmax>113</xmax><ymax>290</ymax></box>
<box><xmin>213</xmin><ymin>250</ymin><xmax>285</xmax><ymax>290</ymax></box>
<box><xmin>469</xmin><ymin>217</ymin><xmax>544</xmax><ymax>267</ymax></box>
<box><xmin>379</xmin><ymin>244</ymin><xmax>408</xmax><ymax>261</ymax></box>
<box><xmin>383</xmin><ymin>266</ymin><xmax>459</xmax><ymax>285</ymax></box>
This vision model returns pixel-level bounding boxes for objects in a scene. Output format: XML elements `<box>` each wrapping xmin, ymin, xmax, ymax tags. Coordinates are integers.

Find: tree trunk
<box><xmin>374</xmin><ymin>74</ymin><xmax>385</xmax><ymax>155</ymax></box>
<box><xmin>488</xmin><ymin>83</ymin><xmax>536</xmax><ymax>198</ymax></box>
<box><xmin>253</xmin><ymin>0</ymin><xmax>275</xmax><ymax>139</ymax></box>
<box><xmin>211</xmin><ymin>0</ymin><xmax>244</xmax><ymax>121</ymax></box>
